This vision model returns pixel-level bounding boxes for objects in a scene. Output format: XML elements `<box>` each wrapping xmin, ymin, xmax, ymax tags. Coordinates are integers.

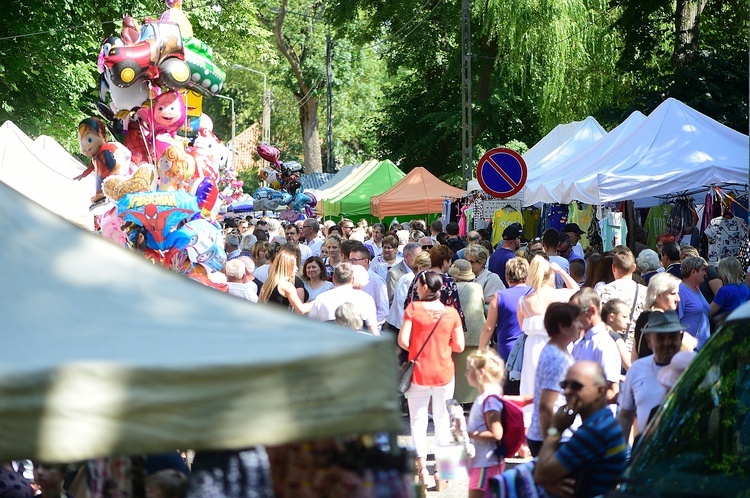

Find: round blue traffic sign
<box><xmin>476</xmin><ymin>147</ymin><xmax>527</xmax><ymax>198</ymax></box>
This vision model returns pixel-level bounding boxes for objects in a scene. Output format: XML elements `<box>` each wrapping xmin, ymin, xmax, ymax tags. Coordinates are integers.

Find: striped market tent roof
<box><xmin>300</xmin><ymin>172</ymin><xmax>335</xmax><ymax>190</ymax></box>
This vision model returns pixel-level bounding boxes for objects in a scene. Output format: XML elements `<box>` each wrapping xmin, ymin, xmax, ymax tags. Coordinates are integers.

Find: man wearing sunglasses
<box><xmin>534</xmin><ymin>361</ymin><xmax>627</xmax><ymax>498</ymax></box>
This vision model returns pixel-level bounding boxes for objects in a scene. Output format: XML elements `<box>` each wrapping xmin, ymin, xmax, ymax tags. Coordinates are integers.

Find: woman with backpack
<box><xmin>525</xmin><ymin>302</ymin><xmax>582</xmax><ymax>457</ymax></box>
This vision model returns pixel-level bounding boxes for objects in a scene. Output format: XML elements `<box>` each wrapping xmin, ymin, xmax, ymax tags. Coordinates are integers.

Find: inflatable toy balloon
<box><xmin>253</xmin><ymin>186</ymin><xmax>291</xmax><ymax>211</ymax></box>
<box><xmin>256</xmin><ymin>144</ymin><xmax>281</xmax><ymax>166</ymax></box>
<box><xmin>259</xmin><ymin>166</ymin><xmax>282</xmax><ymax>190</ymax></box>
<box><xmin>75</xmin><ymin>117</ymin><xmax>135</xmax><ymax>205</ymax></box>
<box><xmin>117</xmin><ymin>190</ymin><xmax>199</xmax><ymax>250</ymax></box>
<box><xmin>192</xmin><ymin>176</ymin><xmax>220</xmax><ymax>220</ymax></box>
<box><xmin>159</xmin><ymin>0</ymin><xmax>193</xmax><ymax>39</ymax></box>
<box><xmin>291</xmin><ymin>191</ymin><xmax>317</xmax><ymax>217</ymax></box>
<box><xmin>101</xmin><ymin>20</ymin><xmax>190</xmax><ymax>91</ymax></box>
<box><xmin>192</xmin><ymin>127</ymin><xmax>229</xmax><ymax>171</ymax></box>
<box><xmin>121</xmin><ymin>15</ymin><xmax>141</xmax><ymax>45</ymax></box>
<box><xmin>180</xmin><ymin>218</ymin><xmax>227</xmax><ymax>272</ymax></box>
<box><xmin>157</xmin><ymin>145</ymin><xmax>190</xmax><ymax>191</ymax></box>
<box><xmin>102</xmin><ymin>163</ymin><xmax>156</xmax><ymax>203</ymax></box>
<box><xmin>98</xmin><ymin>39</ymin><xmax>150</xmax><ymax>120</ymax></box>
<box><xmin>136</xmin><ymin>90</ymin><xmax>187</xmax><ymax>161</ymax></box>
<box><xmin>279</xmin><ymin>208</ymin><xmax>304</xmax><ymax>223</ymax></box>
<box><xmin>99</xmin><ymin>206</ymin><xmax>128</xmax><ymax>246</ymax></box>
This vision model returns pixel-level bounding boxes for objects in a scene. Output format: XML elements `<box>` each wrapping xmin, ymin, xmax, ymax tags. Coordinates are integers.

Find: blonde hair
<box><xmin>258</xmin><ymin>250</ymin><xmax>297</xmax><ymax>303</ymax></box>
<box><xmin>466</xmin><ymin>348</ymin><xmax>506</xmax><ymax>385</ymax></box>
<box><xmin>718</xmin><ymin>257</ymin><xmax>744</xmax><ymax>285</ymax></box>
<box><xmin>412</xmin><ymin>251</ymin><xmax>432</xmax><ymax>271</ymax></box>
<box><xmin>528</xmin><ymin>254</ymin><xmax>553</xmax><ymax>291</ymax></box>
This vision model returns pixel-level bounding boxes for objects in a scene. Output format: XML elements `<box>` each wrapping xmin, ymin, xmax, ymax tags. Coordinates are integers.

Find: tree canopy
<box><xmin>0</xmin><ymin>0</ymin><xmax>746</xmax><ymax>180</ymax></box>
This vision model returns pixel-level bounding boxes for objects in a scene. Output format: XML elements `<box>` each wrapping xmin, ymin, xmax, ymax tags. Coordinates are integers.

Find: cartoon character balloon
<box><xmin>136</xmin><ymin>90</ymin><xmax>187</xmax><ymax>162</ymax></box>
<box><xmin>74</xmin><ymin>117</ymin><xmax>134</xmax><ymax>206</ymax></box>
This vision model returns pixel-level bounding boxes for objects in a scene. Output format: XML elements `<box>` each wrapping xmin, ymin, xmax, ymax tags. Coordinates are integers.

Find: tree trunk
<box><xmin>672</xmin><ymin>0</ymin><xmax>708</xmax><ymax>69</ymax></box>
<box><xmin>272</xmin><ymin>0</ymin><xmax>324</xmax><ymax>174</ymax></box>
<box><xmin>299</xmin><ymin>98</ymin><xmax>323</xmax><ymax>173</ymax></box>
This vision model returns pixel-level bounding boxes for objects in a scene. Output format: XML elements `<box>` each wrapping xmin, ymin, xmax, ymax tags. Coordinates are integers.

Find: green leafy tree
<box><xmin>611</xmin><ymin>0</ymin><xmax>748</xmax><ymax>132</ymax></box>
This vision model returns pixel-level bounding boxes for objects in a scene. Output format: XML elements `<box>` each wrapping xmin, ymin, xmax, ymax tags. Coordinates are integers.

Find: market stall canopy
<box><xmin>523</xmin><ymin>116</ymin><xmax>606</xmax><ymax>170</ymax></box>
<box><xmin>570</xmin><ymin>98</ymin><xmax>747</xmax><ymax>204</ymax></box>
<box><xmin>318</xmin><ymin>159</ymin><xmax>405</xmax><ymax>218</ymax></box>
<box><xmin>0</xmin><ymin>181</ymin><xmax>401</xmax><ymax>462</ymax></box>
<box><xmin>370</xmin><ymin>167</ymin><xmax>466</xmax><ymax>218</ymax></box>
<box><xmin>304</xmin><ymin>161</ymin><xmax>373</xmax><ymax>203</ymax></box>
<box><xmin>544</xmin><ymin>111</ymin><xmax>647</xmax><ymax>205</ymax></box>
<box><xmin>522</xmin><ymin>117</ymin><xmax>608</xmax><ymax>206</ymax></box>
<box><xmin>0</xmin><ymin>121</ymin><xmax>94</xmax><ymax>230</ymax></box>
<box><xmin>466</xmin><ymin>116</ymin><xmax>605</xmax><ymax>192</ymax></box>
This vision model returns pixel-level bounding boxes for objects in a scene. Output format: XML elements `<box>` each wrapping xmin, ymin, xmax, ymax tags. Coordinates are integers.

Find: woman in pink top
<box><xmin>398</xmin><ymin>271</ymin><xmax>465</xmax><ymax>487</ymax></box>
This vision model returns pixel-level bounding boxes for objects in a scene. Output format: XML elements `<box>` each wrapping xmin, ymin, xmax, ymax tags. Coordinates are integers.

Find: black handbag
<box><xmin>398</xmin><ymin>310</ymin><xmax>444</xmax><ymax>394</ymax></box>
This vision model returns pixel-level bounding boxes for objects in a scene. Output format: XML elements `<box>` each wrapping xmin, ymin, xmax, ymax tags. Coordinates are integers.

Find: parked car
<box><xmin>609</xmin><ymin>301</ymin><xmax>750</xmax><ymax>497</ymax></box>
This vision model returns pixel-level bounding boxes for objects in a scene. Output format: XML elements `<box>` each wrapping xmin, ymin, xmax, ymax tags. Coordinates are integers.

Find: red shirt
<box><xmin>405</xmin><ymin>302</ymin><xmax>462</xmax><ymax>386</ymax></box>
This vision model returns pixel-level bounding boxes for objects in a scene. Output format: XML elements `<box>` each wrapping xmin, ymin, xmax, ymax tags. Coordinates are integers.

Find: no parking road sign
<box><xmin>476</xmin><ymin>147</ymin><xmax>527</xmax><ymax>198</ymax></box>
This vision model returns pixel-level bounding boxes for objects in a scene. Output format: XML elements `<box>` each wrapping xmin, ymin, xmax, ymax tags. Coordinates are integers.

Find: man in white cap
<box><xmin>616</xmin><ymin>310</ymin><xmax>684</xmax><ymax>438</ymax></box>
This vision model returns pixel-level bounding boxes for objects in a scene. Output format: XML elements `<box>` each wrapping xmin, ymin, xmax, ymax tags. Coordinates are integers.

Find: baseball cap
<box><xmin>502</xmin><ymin>223</ymin><xmax>523</xmax><ymax>240</ymax></box>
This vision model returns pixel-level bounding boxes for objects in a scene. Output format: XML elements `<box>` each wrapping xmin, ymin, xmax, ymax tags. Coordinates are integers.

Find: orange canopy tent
<box><xmin>370</xmin><ymin>167</ymin><xmax>466</xmax><ymax>218</ymax></box>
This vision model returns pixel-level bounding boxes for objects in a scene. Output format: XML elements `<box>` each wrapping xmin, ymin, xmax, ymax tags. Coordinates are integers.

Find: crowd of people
<box><xmin>7</xmin><ymin>213</ymin><xmax>747</xmax><ymax>498</ymax></box>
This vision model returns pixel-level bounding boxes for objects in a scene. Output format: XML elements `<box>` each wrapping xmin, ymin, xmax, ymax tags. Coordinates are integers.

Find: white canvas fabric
<box><xmin>0</xmin><ymin>121</ymin><xmax>95</xmax><ymax>230</ymax></box>
<box><xmin>0</xmin><ymin>180</ymin><xmax>401</xmax><ymax>462</ymax></box>
<box><xmin>523</xmin><ymin>116</ymin><xmax>607</xmax><ymax>205</ymax></box>
<box><xmin>595</xmin><ymin>98</ymin><xmax>748</xmax><ymax>203</ymax></box>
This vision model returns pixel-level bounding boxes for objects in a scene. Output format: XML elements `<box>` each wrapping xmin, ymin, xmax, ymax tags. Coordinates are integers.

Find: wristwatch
<box><xmin>546</xmin><ymin>427</ymin><xmax>561</xmax><ymax>437</ymax></box>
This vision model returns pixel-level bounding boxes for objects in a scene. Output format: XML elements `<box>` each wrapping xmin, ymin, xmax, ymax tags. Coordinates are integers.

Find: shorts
<box><xmin>469</xmin><ymin>462</ymin><xmax>506</xmax><ymax>492</ymax></box>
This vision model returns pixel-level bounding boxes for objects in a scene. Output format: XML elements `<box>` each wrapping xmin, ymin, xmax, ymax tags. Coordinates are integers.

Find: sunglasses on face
<box><xmin>560</xmin><ymin>380</ymin><xmax>585</xmax><ymax>391</ymax></box>
<box><xmin>422</xmin><ymin>245</ymin><xmax>433</xmax><ymax>250</ymax></box>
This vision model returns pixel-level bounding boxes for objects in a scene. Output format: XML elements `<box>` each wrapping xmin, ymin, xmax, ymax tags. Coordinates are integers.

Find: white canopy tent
<box><xmin>522</xmin><ymin>117</ymin><xmax>608</xmax><ymax>205</ymax></box>
<box><xmin>467</xmin><ymin>116</ymin><xmax>605</xmax><ymax>192</ymax></box>
<box><xmin>0</xmin><ymin>121</ymin><xmax>94</xmax><ymax>230</ymax></box>
<box><xmin>551</xmin><ymin>111</ymin><xmax>648</xmax><ymax>204</ymax></box>
<box><xmin>594</xmin><ymin>98</ymin><xmax>749</xmax><ymax>203</ymax></box>
<box><xmin>0</xmin><ymin>180</ymin><xmax>401</xmax><ymax>462</ymax></box>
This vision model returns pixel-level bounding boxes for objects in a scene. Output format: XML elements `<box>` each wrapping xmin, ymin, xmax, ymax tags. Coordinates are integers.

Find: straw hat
<box><xmin>448</xmin><ymin>259</ymin><xmax>476</xmax><ymax>282</ymax></box>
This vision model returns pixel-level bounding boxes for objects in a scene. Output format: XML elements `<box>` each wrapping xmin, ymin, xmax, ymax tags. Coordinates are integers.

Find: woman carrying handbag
<box><xmin>398</xmin><ymin>271</ymin><xmax>465</xmax><ymax>489</ymax></box>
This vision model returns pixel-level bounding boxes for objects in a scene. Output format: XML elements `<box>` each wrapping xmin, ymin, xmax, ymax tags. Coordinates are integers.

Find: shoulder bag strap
<box><xmin>627</xmin><ymin>284</ymin><xmax>640</xmax><ymax>336</ymax></box>
<box><xmin>413</xmin><ymin>308</ymin><xmax>445</xmax><ymax>362</ymax></box>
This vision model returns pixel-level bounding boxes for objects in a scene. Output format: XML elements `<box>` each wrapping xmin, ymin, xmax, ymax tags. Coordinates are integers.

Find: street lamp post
<box><xmin>213</xmin><ymin>94</ymin><xmax>235</xmax><ymax>169</ymax></box>
<box><xmin>231</xmin><ymin>64</ymin><xmax>271</xmax><ymax>146</ymax></box>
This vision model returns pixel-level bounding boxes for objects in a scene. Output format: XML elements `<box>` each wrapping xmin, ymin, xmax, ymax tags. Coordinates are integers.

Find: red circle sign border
<box><xmin>476</xmin><ymin>147</ymin><xmax>527</xmax><ymax>198</ymax></box>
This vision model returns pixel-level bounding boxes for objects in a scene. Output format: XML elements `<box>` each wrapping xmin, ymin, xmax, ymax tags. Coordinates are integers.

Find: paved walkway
<box><xmin>397</xmin><ymin>418</ymin><xmax>530</xmax><ymax>498</ymax></box>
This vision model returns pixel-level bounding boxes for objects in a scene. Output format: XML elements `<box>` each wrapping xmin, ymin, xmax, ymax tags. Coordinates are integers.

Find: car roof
<box><xmin>724</xmin><ymin>299</ymin><xmax>750</xmax><ymax>322</ymax></box>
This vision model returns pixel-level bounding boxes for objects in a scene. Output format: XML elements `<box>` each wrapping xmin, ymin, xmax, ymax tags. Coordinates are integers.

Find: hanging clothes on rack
<box><xmin>490</xmin><ymin>203</ymin><xmax>524</xmax><ymax>247</ymax></box>
<box><xmin>546</xmin><ymin>204</ymin><xmax>569</xmax><ymax>232</ymax></box>
<box><xmin>587</xmin><ymin>210</ymin><xmax>603</xmax><ymax>254</ymax></box>
<box><xmin>704</xmin><ymin>211</ymin><xmax>748</xmax><ymax>263</ymax></box>
<box><xmin>644</xmin><ymin>204</ymin><xmax>673</xmax><ymax>248</ymax></box>
<box><xmin>600</xmin><ymin>207</ymin><xmax>628</xmax><ymax>252</ymax></box>
<box><xmin>568</xmin><ymin>202</ymin><xmax>594</xmax><ymax>250</ymax></box>
<box><xmin>522</xmin><ymin>206</ymin><xmax>541</xmax><ymax>240</ymax></box>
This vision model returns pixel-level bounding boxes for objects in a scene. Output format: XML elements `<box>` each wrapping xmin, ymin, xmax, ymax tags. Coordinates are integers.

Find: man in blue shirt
<box><xmin>488</xmin><ymin>223</ymin><xmax>522</xmax><ymax>287</ymax></box>
<box><xmin>534</xmin><ymin>360</ymin><xmax>628</xmax><ymax>498</ymax></box>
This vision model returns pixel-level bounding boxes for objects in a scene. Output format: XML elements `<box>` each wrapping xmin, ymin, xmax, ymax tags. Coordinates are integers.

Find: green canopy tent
<box><xmin>319</xmin><ymin>159</ymin><xmax>404</xmax><ymax>219</ymax></box>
